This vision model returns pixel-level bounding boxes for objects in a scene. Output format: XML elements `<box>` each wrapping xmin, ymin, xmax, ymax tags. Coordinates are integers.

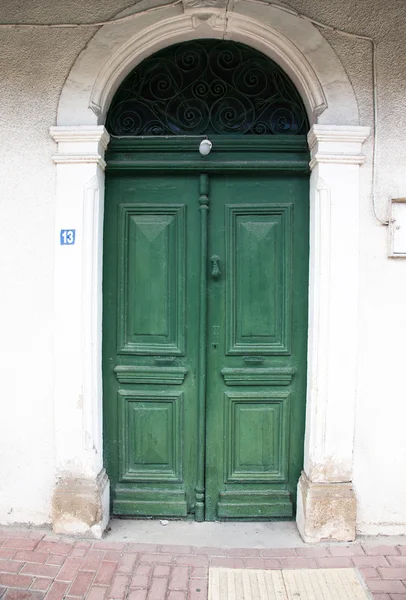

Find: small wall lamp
<box><xmin>199</xmin><ymin>139</ymin><xmax>212</xmax><ymax>156</ymax></box>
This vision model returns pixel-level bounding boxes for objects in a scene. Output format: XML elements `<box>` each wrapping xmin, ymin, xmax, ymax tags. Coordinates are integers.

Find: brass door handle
<box><xmin>210</xmin><ymin>255</ymin><xmax>221</xmax><ymax>280</ymax></box>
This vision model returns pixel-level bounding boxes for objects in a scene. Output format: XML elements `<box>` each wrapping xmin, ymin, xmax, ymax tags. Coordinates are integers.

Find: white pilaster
<box><xmin>297</xmin><ymin>125</ymin><xmax>370</xmax><ymax>543</ymax></box>
<box><xmin>50</xmin><ymin>125</ymin><xmax>110</xmax><ymax>537</ymax></box>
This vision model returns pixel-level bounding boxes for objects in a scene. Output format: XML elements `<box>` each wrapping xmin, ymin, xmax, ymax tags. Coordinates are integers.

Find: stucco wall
<box><xmin>0</xmin><ymin>0</ymin><xmax>405</xmax><ymax>533</ymax></box>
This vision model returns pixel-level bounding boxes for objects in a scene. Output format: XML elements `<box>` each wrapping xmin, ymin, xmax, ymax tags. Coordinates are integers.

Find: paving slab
<box><xmin>283</xmin><ymin>569</ymin><xmax>371</xmax><ymax>600</ymax></box>
<box><xmin>209</xmin><ymin>569</ymin><xmax>286</xmax><ymax>600</ymax></box>
<box><xmin>209</xmin><ymin>568</ymin><xmax>372</xmax><ymax>600</ymax></box>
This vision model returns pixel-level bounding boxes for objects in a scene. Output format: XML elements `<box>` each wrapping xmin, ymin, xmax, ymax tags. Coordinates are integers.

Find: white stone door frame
<box><xmin>50</xmin><ymin>0</ymin><xmax>370</xmax><ymax>540</ymax></box>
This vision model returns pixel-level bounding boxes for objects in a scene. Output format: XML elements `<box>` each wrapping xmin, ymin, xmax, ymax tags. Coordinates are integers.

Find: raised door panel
<box><xmin>224</xmin><ymin>391</ymin><xmax>290</xmax><ymax>483</ymax></box>
<box><xmin>226</xmin><ymin>204</ymin><xmax>292</xmax><ymax>355</ymax></box>
<box><xmin>119</xmin><ymin>390</ymin><xmax>184</xmax><ymax>482</ymax></box>
<box><xmin>217</xmin><ymin>389</ymin><xmax>293</xmax><ymax>518</ymax></box>
<box><xmin>118</xmin><ymin>204</ymin><xmax>185</xmax><ymax>355</ymax></box>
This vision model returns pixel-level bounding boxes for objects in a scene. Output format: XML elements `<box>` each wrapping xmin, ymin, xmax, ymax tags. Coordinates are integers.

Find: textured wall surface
<box><xmin>0</xmin><ymin>0</ymin><xmax>405</xmax><ymax>532</ymax></box>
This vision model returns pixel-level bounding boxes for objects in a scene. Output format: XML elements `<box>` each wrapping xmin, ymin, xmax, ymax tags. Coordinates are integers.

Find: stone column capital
<box><xmin>308</xmin><ymin>125</ymin><xmax>370</xmax><ymax>169</ymax></box>
<box><xmin>50</xmin><ymin>125</ymin><xmax>110</xmax><ymax>169</ymax></box>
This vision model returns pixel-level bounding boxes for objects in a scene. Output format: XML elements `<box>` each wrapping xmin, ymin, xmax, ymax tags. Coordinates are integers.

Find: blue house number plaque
<box><xmin>60</xmin><ymin>229</ymin><xmax>76</xmax><ymax>245</ymax></box>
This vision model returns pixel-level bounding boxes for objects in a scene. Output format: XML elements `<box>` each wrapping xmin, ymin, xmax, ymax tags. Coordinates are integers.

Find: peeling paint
<box><xmin>308</xmin><ymin>457</ymin><xmax>352</xmax><ymax>483</ymax></box>
<box><xmin>52</xmin><ymin>477</ymin><xmax>102</xmax><ymax>531</ymax></box>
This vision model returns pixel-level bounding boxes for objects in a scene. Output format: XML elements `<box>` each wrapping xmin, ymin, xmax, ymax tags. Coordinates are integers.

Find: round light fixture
<box><xmin>199</xmin><ymin>139</ymin><xmax>212</xmax><ymax>156</ymax></box>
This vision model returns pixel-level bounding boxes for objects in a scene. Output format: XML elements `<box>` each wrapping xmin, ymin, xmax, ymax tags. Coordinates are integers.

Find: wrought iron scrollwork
<box><xmin>107</xmin><ymin>40</ymin><xmax>309</xmax><ymax>136</ymax></box>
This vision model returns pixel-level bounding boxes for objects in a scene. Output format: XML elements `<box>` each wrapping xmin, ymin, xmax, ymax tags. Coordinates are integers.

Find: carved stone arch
<box><xmin>56</xmin><ymin>0</ymin><xmax>359</xmax><ymax>126</ymax></box>
<box><xmin>50</xmin><ymin>0</ymin><xmax>370</xmax><ymax>541</ymax></box>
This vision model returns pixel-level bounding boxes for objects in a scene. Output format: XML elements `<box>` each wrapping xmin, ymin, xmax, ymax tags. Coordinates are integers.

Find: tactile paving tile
<box><xmin>283</xmin><ymin>568</ymin><xmax>371</xmax><ymax>600</ymax></box>
<box><xmin>209</xmin><ymin>568</ymin><xmax>371</xmax><ymax>600</ymax></box>
<box><xmin>209</xmin><ymin>568</ymin><xmax>287</xmax><ymax>600</ymax></box>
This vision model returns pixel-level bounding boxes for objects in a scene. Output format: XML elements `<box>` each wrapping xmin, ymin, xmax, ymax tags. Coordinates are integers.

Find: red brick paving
<box><xmin>0</xmin><ymin>528</ymin><xmax>405</xmax><ymax>600</ymax></box>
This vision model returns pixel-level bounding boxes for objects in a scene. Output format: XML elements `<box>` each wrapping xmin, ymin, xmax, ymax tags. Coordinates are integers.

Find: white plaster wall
<box><xmin>0</xmin><ymin>0</ymin><xmax>406</xmax><ymax>533</ymax></box>
<box><xmin>0</xmin><ymin>29</ymin><xmax>71</xmax><ymax>525</ymax></box>
<box><xmin>308</xmin><ymin>6</ymin><xmax>406</xmax><ymax>535</ymax></box>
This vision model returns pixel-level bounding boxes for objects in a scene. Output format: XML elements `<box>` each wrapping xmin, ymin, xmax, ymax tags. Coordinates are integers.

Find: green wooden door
<box><xmin>205</xmin><ymin>173</ymin><xmax>309</xmax><ymax>519</ymax></box>
<box><xmin>103</xmin><ymin>173</ymin><xmax>201</xmax><ymax>517</ymax></box>
<box><xmin>103</xmin><ymin>143</ymin><xmax>309</xmax><ymax>520</ymax></box>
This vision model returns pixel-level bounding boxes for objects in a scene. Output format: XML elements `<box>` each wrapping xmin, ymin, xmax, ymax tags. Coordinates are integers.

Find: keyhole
<box><xmin>212</xmin><ymin>343</ymin><xmax>218</xmax><ymax>350</ymax></box>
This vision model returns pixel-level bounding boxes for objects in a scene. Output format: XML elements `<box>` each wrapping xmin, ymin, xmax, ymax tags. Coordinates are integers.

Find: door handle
<box><xmin>210</xmin><ymin>255</ymin><xmax>221</xmax><ymax>280</ymax></box>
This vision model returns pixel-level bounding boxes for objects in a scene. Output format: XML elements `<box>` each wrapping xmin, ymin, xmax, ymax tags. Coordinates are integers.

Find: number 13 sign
<box><xmin>60</xmin><ymin>229</ymin><xmax>76</xmax><ymax>245</ymax></box>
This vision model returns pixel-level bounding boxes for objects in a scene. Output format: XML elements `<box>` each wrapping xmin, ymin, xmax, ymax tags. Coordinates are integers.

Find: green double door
<box><xmin>103</xmin><ymin>165</ymin><xmax>309</xmax><ymax>521</ymax></box>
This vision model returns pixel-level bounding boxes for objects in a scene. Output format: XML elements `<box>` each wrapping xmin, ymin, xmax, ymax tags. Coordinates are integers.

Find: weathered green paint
<box><xmin>106</xmin><ymin>137</ymin><xmax>309</xmax><ymax>172</ymax></box>
<box><xmin>103</xmin><ymin>137</ymin><xmax>309</xmax><ymax>520</ymax></box>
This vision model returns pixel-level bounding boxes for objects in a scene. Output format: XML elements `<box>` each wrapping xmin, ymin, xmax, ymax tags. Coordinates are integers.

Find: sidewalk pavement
<box><xmin>1</xmin><ymin>528</ymin><xmax>406</xmax><ymax>600</ymax></box>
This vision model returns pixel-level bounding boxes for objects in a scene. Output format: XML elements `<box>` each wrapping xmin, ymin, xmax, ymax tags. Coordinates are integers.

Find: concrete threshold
<box><xmin>104</xmin><ymin>519</ymin><xmax>406</xmax><ymax>549</ymax></box>
<box><xmin>105</xmin><ymin>519</ymin><xmax>307</xmax><ymax>548</ymax></box>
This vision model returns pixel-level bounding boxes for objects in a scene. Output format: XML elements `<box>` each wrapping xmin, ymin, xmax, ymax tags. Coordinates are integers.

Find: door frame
<box><xmin>49</xmin><ymin>1</ymin><xmax>370</xmax><ymax>541</ymax></box>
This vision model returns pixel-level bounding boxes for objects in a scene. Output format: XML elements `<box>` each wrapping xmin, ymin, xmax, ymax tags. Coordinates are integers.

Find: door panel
<box><xmin>205</xmin><ymin>174</ymin><xmax>309</xmax><ymax>520</ymax></box>
<box><xmin>118</xmin><ymin>390</ymin><xmax>184</xmax><ymax>483</ymax></box>
<box><xmin>223</xmin><ymin>391</ymin><xmax>290</xmax><ymax>483</ymax></box>
<box><xmin>103</xmin><ymin>174</ymin><xmax>200</xmax><ymax>517</ymax></box>
<box><xmin>226</xmin><ymin>203</ymin><xmax>292</xmax><ymax>354</ymax></box>
<box><xmin>118</xmin><ymin>205</ymin><xmax>186</xmax><ymax>355</ymax></box>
